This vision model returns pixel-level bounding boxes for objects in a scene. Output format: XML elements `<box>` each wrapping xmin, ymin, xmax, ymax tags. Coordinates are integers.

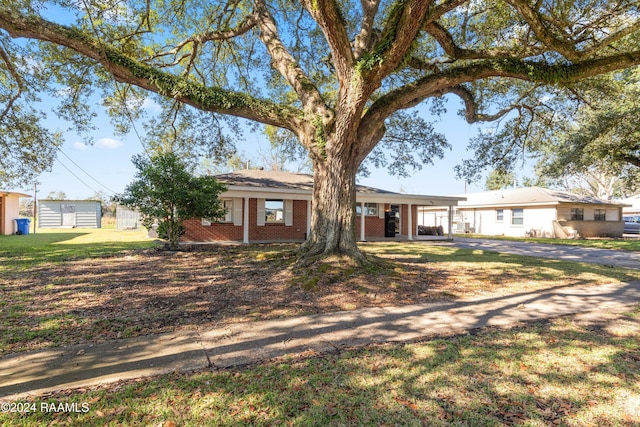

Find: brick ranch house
<box><xmin>182</xmin><ymin>170</ymin><xmax>465</xmax><ymax>243</ymax></box>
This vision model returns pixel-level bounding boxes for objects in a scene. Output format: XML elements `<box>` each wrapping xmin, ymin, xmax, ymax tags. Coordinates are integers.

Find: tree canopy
<box><xmin>534</xmin><ymin>68</ymin><xmax>640</xmax><ymax>177</ymax></box>
<box><xmin>1</xmin><ymin>0</ymin><xmax>640</xmax><ymax>262</ymax></box>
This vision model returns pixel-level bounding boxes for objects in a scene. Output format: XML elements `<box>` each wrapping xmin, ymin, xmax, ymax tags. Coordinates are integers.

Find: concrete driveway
<box><xmin>449</xmin><ymin>237</ymin><xmax>640</xmax><ymax>271</ymax></box>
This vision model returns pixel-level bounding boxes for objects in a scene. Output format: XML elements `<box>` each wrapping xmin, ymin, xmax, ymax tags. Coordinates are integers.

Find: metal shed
<box><xmin>38</xmin><ymin>200</ymin><xmax>102</xmax><ymax>228</ymax></box>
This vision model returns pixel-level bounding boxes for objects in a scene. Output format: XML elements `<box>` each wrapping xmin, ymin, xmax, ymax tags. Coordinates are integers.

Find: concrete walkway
<box><xmin>450</xmin><ymin>237</ymin><xmax>640</xmax><ymax>270</ymax></box>
<box><xmin>2</xmin><ymin>280</ymin><xmax>640</xmax><ymax>401</ymax></box>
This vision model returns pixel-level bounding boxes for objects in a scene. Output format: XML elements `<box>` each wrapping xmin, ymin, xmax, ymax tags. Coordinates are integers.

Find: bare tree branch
<box><xmin>0</xmin><ymin>9</ymin><xmax>302</xmax><ymax>130</ymax></box>
<box><xmin>0</xmin><ymin>43</ymin><xmax>22</xmax><ymax>119</ymax></box>
<box><xmin>505</xmin><ymin>0</ymin><xmax>582</xmax><ymax>61</ymax></box>
<box><xmin>422</xmin><ymin>21</ymin><xmax>543</xmax><ymax>61</ymax></box>
<box><xmin>252</xmin><ymin>0</ymin><xmax>331</xmax><ymax>122</ymax></box>
<box><xmin>362</xmin><ymin>52</ymin><xmax>640</xmax><ymax>144</ymax></box>
<box><xmin>364</xmin><ymin>0</ymin><xmax>432</xmax><ymax>82</ymax></box>
<box><xmin>353</xmin><ymin>0</ymin><xmax>381</xmax><ymax>59</ymax></box>
<box><xmin>150</xmin><ymin>13</ymin><xmax>257</xmax><ymax>63</ymax></box>
<box><xmin>300</xmin><ymin>0</ymin><xmax>354</xmax><ymax>78</ymax></box>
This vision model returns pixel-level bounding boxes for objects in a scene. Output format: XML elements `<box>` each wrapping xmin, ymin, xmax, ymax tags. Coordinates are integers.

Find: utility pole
<box><xmin>33</xmin><ymin>181</ymin><xmax>38</xmax><ymax>234</ymax></box>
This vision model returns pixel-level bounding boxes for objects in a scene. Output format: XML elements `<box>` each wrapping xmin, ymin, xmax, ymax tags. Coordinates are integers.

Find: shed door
<box><xmin>61</xmin><ymin>204</ymin><xmax>76</xmax><ymax>227</ymax></box>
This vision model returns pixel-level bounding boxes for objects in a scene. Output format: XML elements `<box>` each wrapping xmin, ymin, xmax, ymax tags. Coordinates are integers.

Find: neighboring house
<box><xmin>622</xmin><ymin>194</ymin><xmax>640</xmax><ymax>216</ymax></box>
<box><xmin>0</xmin><ymin>191</ymin><xmax>30</xmax><ymax>235</ymax></box>
<box><xmin>182</xmin><ymin>170</ymin><xmax>465</xmax><ymax>243</ymax></box>
<box><xmin>38</xmin><ymin>200</ymin><xmax>102</xmax><ymax>228</ymax></box>
<box><xmin>420</xmin><ymin>187</ymin><xmax>628</xmax><ymax>238</ymax></box>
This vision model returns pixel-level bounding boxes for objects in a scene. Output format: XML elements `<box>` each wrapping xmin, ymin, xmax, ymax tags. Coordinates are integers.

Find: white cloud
<box><xmin>73</xmin><ymin>141</ymin><xmax>88</xmax><ymax>151</ymax></box>
<box><xmin>96</xmin><ymin>138</ymin><xmax>123</xmax><ymax>149</ymax></box>
<box><xmin>141</xmin><ymin>97</ymin><xmax>161</xmax><ymax>112</ymax></box>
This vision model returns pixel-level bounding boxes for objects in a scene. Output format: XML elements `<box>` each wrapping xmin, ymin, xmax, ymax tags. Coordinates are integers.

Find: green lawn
<box><xmin>0</xmin><ymin>228</ymin><xmax>156</xmax><ymax>271</ymax></box>
<box><xmin>2</xmin><ymin>308</ymin><xmax>638</xmax><ymax>426</ymax></box>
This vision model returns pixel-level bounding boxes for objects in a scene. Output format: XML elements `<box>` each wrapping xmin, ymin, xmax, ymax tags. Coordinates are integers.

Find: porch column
<box><xmin>306</xmin><ymin>200</ymin><xmax>311</xmax><ymax>239</ymax></box>
<box><xmin>243</xmin><ymin>197</ymin><xmax>249</xmax><ymax>243</ymax></box>
<box><xmin>407</xmin><ymin>203</ymin><xmax>413</xmax><ymax>240</ymax></box>
<box><xmin>448</xmin><ymin>205</ymin><xmax>454</xmax><ymax>239</ymax></box>
<box><xmin>360</xmin><ymin>201</ymin><xmax>366</xmax><ymax>241</ymax></box>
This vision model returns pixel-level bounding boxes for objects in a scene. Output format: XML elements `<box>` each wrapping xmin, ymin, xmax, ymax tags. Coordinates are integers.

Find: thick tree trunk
<box><xmin>298</xmin><ymin>152</ymin><xmax>368</xmax><ymax>265</ymax></box>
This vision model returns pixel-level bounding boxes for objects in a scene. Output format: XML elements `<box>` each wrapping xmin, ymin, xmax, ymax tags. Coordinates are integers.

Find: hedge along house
<box><xmin>419</xmin><ymin>187</ymin><xmax>628</xmax><ymax>238</ymax></box>
<box><xmin>182</xmin><ymin>170</ymin><xmax>465</xmax><ymax>243</ymax></box>
<box><xmin>38</xmin><ymin>200</ymin><xmax>102</xmax><ymax>228</ymax></box>
<box><xmin>0</xmin><ymin>191</ymin><xmax>30</xmax><ymax>235</ymax></box>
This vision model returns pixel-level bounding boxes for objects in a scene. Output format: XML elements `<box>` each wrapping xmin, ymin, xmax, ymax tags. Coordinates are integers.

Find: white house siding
<box><xmin>38</xmin><ymin>201</ymin><xmax>102</xmax><ymax>228</ymax></box>
<box><xmin>557</xmin><ymin>205</ymin><xmax>620</xmax><ymax>222</ymax></box>
<box><xmin>460</xmin><ymin>206</ymin><xmax>557</xmax><ymax>237</ymax></box>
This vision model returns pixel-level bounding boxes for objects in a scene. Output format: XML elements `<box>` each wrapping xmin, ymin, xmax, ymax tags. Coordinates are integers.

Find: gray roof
<box><xmin>213</xmin><ymin>170</ymin><xmax>465</xmax><ymax>206</ymax></box>
<box><xmin>458</xmin><ymin>187</ymin><xmax>628</xmax><ymax>208</ymax></box>
<box><xmin>215</xmin><ymin>169</ymin><xmax>394</xmax><ymax>194</ymax></box>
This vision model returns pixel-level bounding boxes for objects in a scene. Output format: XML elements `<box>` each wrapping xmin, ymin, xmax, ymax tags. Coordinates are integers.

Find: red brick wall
<box><xmin>183</xmin><ymin>198</ymin><xmax>417</xmax><ymax>242</ymax></box>
<box><xmin>355</xmin><ymin>215</ymin><xmax>386</xmax><ymax>238</ymax></box>
<box><xmin>248</xmin><ymin>199</ymin><xmax>308</xmax><ymax>242</ymax></box>
<box><xmin>182</xmin><ymin>215</ymin><xmax>244</xmax><ymax>242</ymax></box>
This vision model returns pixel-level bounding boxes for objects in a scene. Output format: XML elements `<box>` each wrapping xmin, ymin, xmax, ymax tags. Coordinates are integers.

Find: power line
<box><xmin>79</xmin><ymin>0</ymin><xmax>152</xmax><ymax>159</ymax></box>
<box><xmin>58</xmin><ymin>149</ymin><xmax>118</xmax><ymax>194</ymax></box>
<box><xmin>54</xmin><ymin>157</ymin><xmax>100</xmax><ymax>195</ymax></box>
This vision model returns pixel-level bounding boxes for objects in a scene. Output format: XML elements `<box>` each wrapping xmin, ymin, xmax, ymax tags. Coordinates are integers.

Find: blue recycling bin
<box><xmin>15</xmin><ymin>218</ymin><xmax>30</xmax><ymax>235</ymax></box>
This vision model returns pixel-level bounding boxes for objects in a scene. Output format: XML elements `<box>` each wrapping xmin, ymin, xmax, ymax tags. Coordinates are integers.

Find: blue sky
<box><xmin>27</xmin><ymin>95</ymin><xmax>501</xmax><ymax>201</ymax></box>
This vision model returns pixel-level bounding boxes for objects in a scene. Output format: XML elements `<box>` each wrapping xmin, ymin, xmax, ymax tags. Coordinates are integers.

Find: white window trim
<box><xmin>511</xmin><ymin>208</ymin><xmax>524</xmax><ymax>226</ymax></box>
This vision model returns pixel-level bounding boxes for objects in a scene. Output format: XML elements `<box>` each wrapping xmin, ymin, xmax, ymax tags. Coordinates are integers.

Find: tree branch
<box><xmin>252</xmin><ymin>0</ymin><xmax>331</xmax><ymax>123</ymax></box>
<box><xmin>505</xmin><ymin>0</ymin><xmax>582</xmax><ymax>61</ymax></box>
<box><xmin>300</xmin><ymin>0</ymin><xmax>354</xmax><ymax>78</ymax></box>
<box><xmin>150</xmin><ymin>13</ymin><xmax>258</xmax><ymax>63</ymax></box>
<box><xmin>361</xmin><ymin>0</ymin><xmax>432</xmax><ymax>81</ymax></box>
<box><xmin>422</xmin><ymin>21</ymin><xmax>542</xmax><ymax>61</ymax></box>
<box><xmin>0</xmin><ymin>43</ymin><xmax>23</xmax><ymax>119</ymax></box>
<box><xmin>362</xmin><ymin>52</ymin><xmax>640</xmax><ymax>141</ymax></box>
<box><xmin>353</xmin><ymin>0</ymin><xmax>381</xmax><ymax>59</ymax></box>
<box><xmin>0</xmin><ymin>8</ymin><xmax>302</xmax><ymax>130</ymax></box>
<box><xmin>447</xmin><ymin>85</ymin><xmax>527</xmax><ymax>124</ymax></box>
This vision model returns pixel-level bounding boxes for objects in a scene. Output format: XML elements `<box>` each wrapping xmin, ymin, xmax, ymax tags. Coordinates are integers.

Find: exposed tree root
<box><xmin>291</xmin><ymin>245</ymin><xmax>395</xmax><ymax>291</ymax></box>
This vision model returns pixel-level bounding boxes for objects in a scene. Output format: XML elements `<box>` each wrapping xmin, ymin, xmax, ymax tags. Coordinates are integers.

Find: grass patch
<box><xmin>0</xmin><ymin>228</ymin><xmax>155</xmax><ymax>272</ymax></box>
<box><xmin>458</xmin><ymin>234</ymin><xmax>640</xmax><ymax>251</ymax></box>
<box><xmin>3</xmin><ymin>308</ymin><xmax>638</xmax><ymax>426</ymax></box>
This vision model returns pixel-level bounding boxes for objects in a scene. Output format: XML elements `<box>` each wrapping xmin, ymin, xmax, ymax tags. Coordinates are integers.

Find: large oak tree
<box><xmin>1</xmin><ymin>0</ymin><xmax>639</xmax><ymax>264</ymax></box>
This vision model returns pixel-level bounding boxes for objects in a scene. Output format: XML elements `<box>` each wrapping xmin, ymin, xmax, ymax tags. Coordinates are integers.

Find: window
<box><xmin>356</xmin><ymin>203</ymin><xmax>378</xmax><ymax>216</ymax></box>
<box><xmin>265</xmin><ymin>199</ymin><xmax>284</xmax><ymax>223</ymax></box>
<box><xmin>496</xmin><ymin>209</ymin><xmax>504</xmax><ymax>222</ymax></box>
<box><xmin>222</xmin><ymin>199</ymin><xmax>233</xmax><ymax>222</ymax></box>
<box><xmin>594</xmin><ymin>209</ymin><xmax>606</xmax><ymax>221</ymax></box>
<box><xmin>203</xmin><ymin>199</ymin><xmax>233</xmax><ymax>225</ymax></box>
<box><xmin>60</xmin><ymin>204</ymin><xmax>76</xmax><ymax>214</ymax></box>
<box><xmin>511</xmin><ymin>208</ymin><xmax>524</xmax><ymax>225</ymax></box>
<box><xmin>570</xmin><ymin>208</ymin><xmax>584</xmax><ymax>221</ymax></box>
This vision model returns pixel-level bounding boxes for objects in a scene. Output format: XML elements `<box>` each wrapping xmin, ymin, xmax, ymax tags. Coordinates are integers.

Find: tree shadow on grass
<box><xmin>5</xmin><ymin>308</ymin><xmax>638</xmax><ymax>426</ymax></box>
<box><xmin>2</xmin><ymin>241</ymin><xmax>639</xmax><ymax>354</ymax></box>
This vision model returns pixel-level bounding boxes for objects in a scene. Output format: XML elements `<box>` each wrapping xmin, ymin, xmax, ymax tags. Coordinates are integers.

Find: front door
<box><xmin>390</xmin><ymin>204</ymin><xmax>400</xmax><ymax>235</ymax></box>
